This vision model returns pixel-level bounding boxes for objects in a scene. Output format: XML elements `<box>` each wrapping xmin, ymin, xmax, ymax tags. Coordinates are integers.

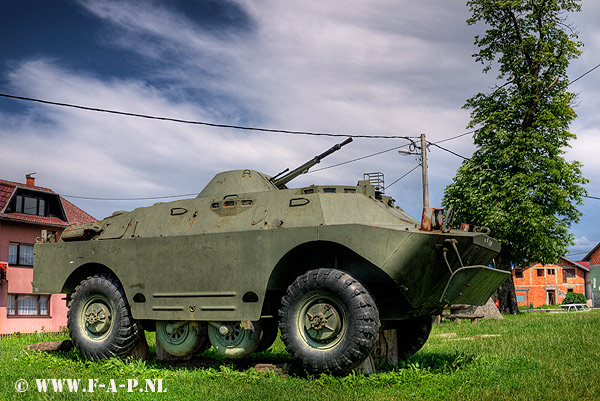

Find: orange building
<box><xmin>513</xmin><ymin>257</ymin><xmax>589</xmax><ymax>308</ymax></box>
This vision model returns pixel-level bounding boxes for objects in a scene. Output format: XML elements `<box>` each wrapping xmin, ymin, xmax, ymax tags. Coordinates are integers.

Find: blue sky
<box><xmin>1</xmin><ymin>0</ymin><xmax>599</xmax><ymax>259</ymax></box>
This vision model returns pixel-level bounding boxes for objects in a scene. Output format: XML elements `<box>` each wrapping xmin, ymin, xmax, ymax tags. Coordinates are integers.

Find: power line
<box><xmin>0</xmin><ymin>92</ymin><xmax>416</xmax><ymax>140</ymax></box>
<box><xmin>310</xmin><ymin>143</ymin><xmax>411</xmax><ymax>173</ymax></box>
<box><xmin>428</xmin><ymin>143</ymin><xmax>599</xmax><ymax>202</ymax></box>
<box><xmin>3</xmin><ymin>62</ymin><xmax>597</xmax><ymax>144</ymax></box>
<box><xmin>63</xmin><ymin>145</ymin><xmax>413</xmax><ymax>200</ymax></box>
<box><xmin>434</xmin><ymin>130</ymin><xmax>477</xmax><ymax>144</ymax></box>
<box><xmin>565</xmin><ymin>251</ymin><xmax>589</xmax><ymax>257</ymax></box>
<box><xmin>569</xmin><ymin>62</ymin><xmax>600</xmax><ymax>85</ymax></box>
<box><xmin>385</xmin><ymin>164</ymin><xmax>420</xmax><ymax>190</ymax></box>
<box><xmin>432</xmin><ymin>61</ymin><xmax>600</xmax><ymax>144</ymax></box>
<box><xmin>62</xmin><ymin>193</ymin><xmax>198</xmax><ymax>201</ymax></box>
<box><xmin>428</xmin><ymin>142</ymin><xmax>470</xmax><ymax>160</ymax></box>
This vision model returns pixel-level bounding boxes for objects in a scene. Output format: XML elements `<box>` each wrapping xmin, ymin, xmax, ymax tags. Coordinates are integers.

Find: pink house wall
<box><xmin>0</xmin><ymin>221</ymin><xmax>68</xmax><ymax>335</ymax></box>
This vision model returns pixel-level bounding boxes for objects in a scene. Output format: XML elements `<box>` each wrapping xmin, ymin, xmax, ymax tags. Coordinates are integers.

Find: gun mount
<box><xmin>271</xmin><ymin>138</ymin><xmax>353</xmax><ymax>188</ymax></box>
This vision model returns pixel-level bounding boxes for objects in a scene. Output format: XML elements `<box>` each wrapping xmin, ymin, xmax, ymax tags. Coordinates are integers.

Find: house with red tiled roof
<box><xmin>513</xmin><ymin>256</ymin><xmax>590</xmax><ymax>308</ymax></box>
<box><xmin>0</xmin><ymin>174</ymin><xmax>96</xmax><ymax>335</ymax></box>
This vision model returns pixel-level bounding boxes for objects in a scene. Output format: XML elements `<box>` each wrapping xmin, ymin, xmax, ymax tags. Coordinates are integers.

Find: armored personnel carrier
<box><xmin>33</xmin><ymin>138</ymin><xmax>508</xmax><ymax>375</ymax></box>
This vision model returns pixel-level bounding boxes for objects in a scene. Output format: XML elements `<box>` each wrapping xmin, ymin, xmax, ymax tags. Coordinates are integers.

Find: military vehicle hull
<box><xmin>34</xmin><ymin>164</ymin><xmax>508</xmax><ymax>375</ymax></box>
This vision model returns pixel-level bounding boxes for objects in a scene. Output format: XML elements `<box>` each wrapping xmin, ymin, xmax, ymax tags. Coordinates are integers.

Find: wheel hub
<box><xmin>304</xmin><ymin>302</ymin><xmax>341</xmax><ymax>341</ymax></box>
<box><xmin>84</xmin><ymin>302</ymin><xmax>111</xmax><ymax>334</ymax></box>
<box><xmin>216</xmin><ymin>324</ymin><xmax>244</xmax><ymax>346</ymax></box>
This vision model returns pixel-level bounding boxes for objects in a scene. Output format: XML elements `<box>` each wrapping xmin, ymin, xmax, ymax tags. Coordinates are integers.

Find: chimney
<box><xmin>26</xmin><ymin>172</ymin><xmax>36</xmax><ymax>188</ymax></box>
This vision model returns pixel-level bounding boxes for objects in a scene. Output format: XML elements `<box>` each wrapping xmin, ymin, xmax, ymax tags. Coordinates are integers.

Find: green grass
<box><xmin>2</xmin><ymin>311</ymin><xmax>599</xmax><ymax>400</ymax></box>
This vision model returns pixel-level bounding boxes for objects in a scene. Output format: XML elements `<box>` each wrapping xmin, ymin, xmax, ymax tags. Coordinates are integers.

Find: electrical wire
<box><xmin>3</xmin><ymin>58</ymin><xmax>599</xmax><ymax>201</ymax></box>
<box><xmin>432</xmin><ymin>62</ymin><xmax>600</xmax><ymax>144</ymax></box>
<box><xmin>428</xmin><ymin>144</ymin><xmax>599</xmax><ymax>202</ymax></box>
<box><xmin>385</xmin><ymin>164</ymin><xmax>420</xmax><ymax>190</ymax></box>
<box><xmin>62</xmin><ymin>145</ymin><xmax>414</xmax><ymax>200</ymax></box>
<box><xmin>3</xmin><ymin>60</ymin><xmax>598</xmax><ymax>143</ymax></box>
<box><xmin>310</xmin><ymin>143</ymin><xmax>411</xmax><ymax>173</ymax></box>
<box><xmin>0</xmin><ymin>93</ymin><xmax>416</xmax><ymax>140</ymax></box>
<box><xmin>434</xmin><ymin>130</ymin><xmax>477</xmax><ymax>144</ymax></box>
<box><xmin>428</xmin><ymin>142</ymin><xmax>470</xmax><ymax>160</ymax></box>
<box><xmin>569</xmin><ymin>62</ymin><xmax>600</xmax><ymax>85</ymax></box>
<box><xmin>565</xmin><ymin>251</ymin><xmax>590</xmax><ymax>257</ymax></box>
<box><xmin>62</xmin><ymin>193</ymin><xmax>198</xmax><ymax>201</ymax></box>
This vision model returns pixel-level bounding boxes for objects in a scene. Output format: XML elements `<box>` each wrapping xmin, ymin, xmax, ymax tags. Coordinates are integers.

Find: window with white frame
<box><xmin>8</xmin><ymin>243</ymin><xmax>34</xmax><ymax>266</ymax></box>
<box><xmin>6</xmin><ymin>294</ymin><xmax>50</xmax><ymax>316</ymax></box>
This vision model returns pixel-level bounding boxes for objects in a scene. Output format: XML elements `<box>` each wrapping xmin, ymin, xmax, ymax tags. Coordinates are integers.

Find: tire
<box><xmin>207</xmin><ymin>321</ymin><xmax>263</xmax><ymax>359</ymax></box>
<box><xmin>67</xmin><ymin>274</ymin><xmax>141</xmax><ymax>360</ymax></box>
<box><xmin>255</xmin><ymin>318</ymin><xmax>279</xmax><ymax>352</ymax></box>
<box><xmin>156</xmin><ymin>321</ymin><xmax>208</xmax><ymax>357</ymax></box>
<box><xmin>279</xmin><ymin>269</ymin><xmax>380</xmax><ymax>375</ymax></box>
<box><xmin>390</xmin><ymin>316</ymin><xmax>433</xmax><ymax>359</ymax></box>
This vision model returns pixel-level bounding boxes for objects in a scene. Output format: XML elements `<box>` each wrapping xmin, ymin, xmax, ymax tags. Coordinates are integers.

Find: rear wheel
<box><xmin>68</xmin><ymin>274</ymin><xmax>141</xmax><ymax>360</ymax></box>
<box><xmin>279</xmin><ymin>269</ymin><xmax>380</xmax><ymax>375</ymax></box>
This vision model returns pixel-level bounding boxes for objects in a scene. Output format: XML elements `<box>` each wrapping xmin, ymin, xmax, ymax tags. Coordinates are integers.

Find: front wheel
<box><xmin>67</xmin><ymin>274</ymin><xmax>141</xmax><ymax>360</ymax></box>
<box><xmin>279</xmin><ymin>269</ymin><xmax>380</xmax><ymax>375</ymax></box>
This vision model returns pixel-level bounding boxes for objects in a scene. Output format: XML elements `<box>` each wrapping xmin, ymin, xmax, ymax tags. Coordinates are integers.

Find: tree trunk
<box><xmin>496</xmin><ymin>247</ymin><xmax>519</xmax><ymax>314</ymax></box>
<box><xmin>371</xmin><ymin>329</ymin><xmax>398</xmax><ymax>367</ymax></box>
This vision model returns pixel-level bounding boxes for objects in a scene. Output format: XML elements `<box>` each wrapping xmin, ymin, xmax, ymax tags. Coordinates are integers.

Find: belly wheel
<box><xmin>255</xmin><ymin>318</ymin><xmax>279</xmax><ymax>352</ymax></box>
<box><xmin>391</xmin><ymin>316</ymin><xmax>433</xmax><ymax>360</ymax></box>
<box><xmin>207</xmin><ymin>321</ymin><xmax>263</xmax><ymax>359</ymax></box>
<box><xmin>156</xmin><ymin>321</ymin><xmax>209</xmax><ymax>357</ymax></box>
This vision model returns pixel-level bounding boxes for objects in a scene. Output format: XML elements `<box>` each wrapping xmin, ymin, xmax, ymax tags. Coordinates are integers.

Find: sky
<box><xmin>0</xmin><ymin>0</ymin><xmax>598</xmax><ymax>259</ymax></box>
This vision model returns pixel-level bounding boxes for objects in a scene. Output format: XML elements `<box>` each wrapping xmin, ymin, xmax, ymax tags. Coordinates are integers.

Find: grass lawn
<box><xmin>2</xmin><ymin>311</ymin><xmax>599</xmax><ymax>400</ymax></box>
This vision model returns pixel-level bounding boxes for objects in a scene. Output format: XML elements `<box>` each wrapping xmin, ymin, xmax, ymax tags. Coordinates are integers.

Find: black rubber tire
<box><xmin>255</xmin><ymin>318</ymin><xmax>279</xmax><ymax>352</ymax></box>
<box><xmin>391</xmin><ymin>316</ymin><xmax>433</xmax><ymax>359</ymax></box>
<box><xmin>67</xmin><ymin>274</ymin><xmax>141</xmax><ymax>360</ymax></box>
<box><xmin>279</xmin><ymin>269</ymin><xmax>380</xmax><ymax>375</ymax></box>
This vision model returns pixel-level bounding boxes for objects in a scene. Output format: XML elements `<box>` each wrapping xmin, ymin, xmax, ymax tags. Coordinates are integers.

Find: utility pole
<box><xmin>398</xmin><ymin>133</ymin><xmax>431</xmax><ymax>230</ymax></box>
<box><xmin>398</xmin><ymin>133</ymin><xmax>429</xmax><ymax>210</ymax></box>
<box><xmin>420</xmin><ymin>133</ymin><xmax>429</xmax><ymax>209</ymax></box>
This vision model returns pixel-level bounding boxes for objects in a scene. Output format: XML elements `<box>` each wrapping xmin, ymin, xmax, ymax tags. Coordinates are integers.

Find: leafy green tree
<box><xmin>443</xmin><ymin>0</ymin><xmax>588</xmax><ymax>313</ymax></box>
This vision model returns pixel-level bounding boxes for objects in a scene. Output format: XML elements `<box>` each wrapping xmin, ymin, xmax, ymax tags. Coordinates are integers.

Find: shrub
<box><xmin>561</xmin><ymin>292</ymin><xmax>587</xmax><ymax>305</ymax></box>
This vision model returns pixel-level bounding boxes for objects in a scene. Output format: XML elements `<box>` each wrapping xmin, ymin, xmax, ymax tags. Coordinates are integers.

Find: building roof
<box><xmin>577</xmin><ymin>261</ymin><xmax>590</xmax><ymax>270</ymax></box>
<box><xmin>0</xmin><ymin>178</ymin><xmax>96</xmax><ymax>227</ymax></box>
<box><xmin>560</xmin><ymin>256</ymin><xmax>590</xmax><ymax>272</ymax></box>
<box><xmin>526</xmin><ymin>257</ymin><xmax>590</xmax><ymax>272</ymax></box>
<box><xmin>583</xmin><ymin>243</ymin><xmax>600</xmax><ymax>263</ymax></box>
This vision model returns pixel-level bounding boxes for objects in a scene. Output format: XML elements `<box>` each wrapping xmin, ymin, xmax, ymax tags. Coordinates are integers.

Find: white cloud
<box><xmin>569</xmin><ymin>236</ymin><xmax>597</xmax><ymax>259</ymax></box>
<box><xmin>1</xmin><ymin>0</ymin><xmax>599</xmax><ymax>240</ymax></box>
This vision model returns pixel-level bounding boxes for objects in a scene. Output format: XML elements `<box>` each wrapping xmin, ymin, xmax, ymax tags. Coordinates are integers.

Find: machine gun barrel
<box><xmin>272</xmin><ymin>138</ymin><xmax>353</xmax><ymax>189</ymax></box>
